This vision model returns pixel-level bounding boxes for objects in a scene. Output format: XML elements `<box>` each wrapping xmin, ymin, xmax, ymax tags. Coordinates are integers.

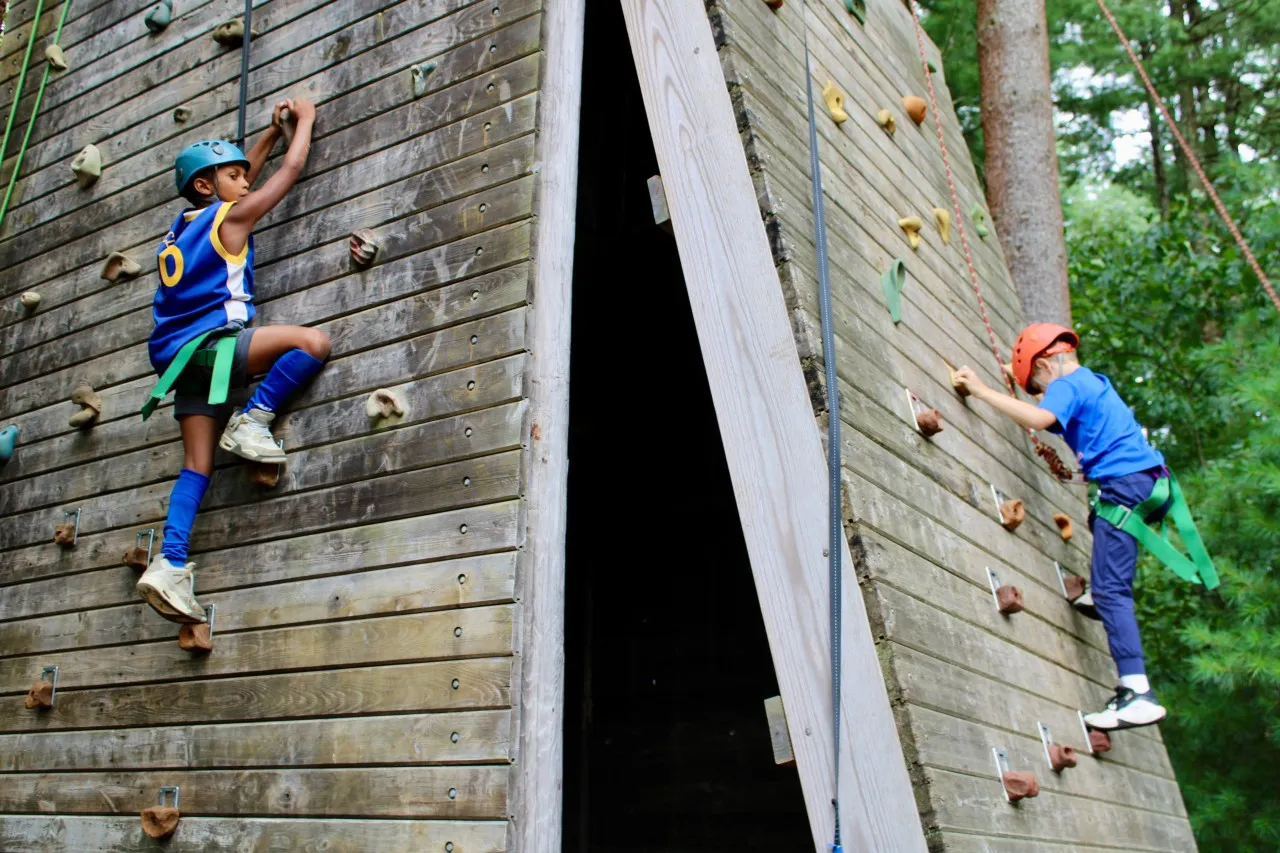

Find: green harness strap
<box><xmin>1093</xmin><ymin>474</ymin><xmax>1220</xmax><ymax>590</ymax></box>
<box><xmin>140</xmin><ymin>332</ymin><xmax>238</xmax><ymax>420</ymax></box>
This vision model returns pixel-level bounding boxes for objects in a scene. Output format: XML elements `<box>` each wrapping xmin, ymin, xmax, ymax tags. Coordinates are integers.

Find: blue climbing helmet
<box><xmin>173</xmin><ymin>139</ymin><xmax>249</xmax><ymax>195</ymax></box>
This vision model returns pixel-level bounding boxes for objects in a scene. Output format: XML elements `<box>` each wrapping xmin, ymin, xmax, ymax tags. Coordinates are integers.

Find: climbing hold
<box><xmin>764</xmin><ymin>0</ymin><xmax>783</xmax><ymax>8</ymax></box>
<box><xmin>178</xmin><ymin>605</ymin><xmax>215</xmax><ymax>653</ymax></box>
<box><xmin>946</xmin><ymin>362</ymin><xmax>969</xmax><ymax>397</ymax></box>
<box><xmin>44</xmin><ymin>44</ymin><xmax>68</xmax><ymax>71</ymax></box>
<box><xmin>995</xmin><ymin>584</ymin><xmax>1024</xmax><ymax>614</ymax></box>
<box><xmin>212</xmin><ymin>18</ymin><xmax>245</xmax><ymax>47</ymax></box>
<box><xmin>123</xmin><ymin>546</ymin><xmax>149</xmax><ymax>570</ymax></box>
<box><xmin>970</xmin><ymin>204</ymin><xmax>990</xmax><ymax>239</ymax></box>
<box><xmin>927</xmin><ymin>60</ymin><xmax>939</xmax><ymax>73</ymax></box>
<box><xmin>845</xmin><ymin>0</ymin><xmax>866</xmax><ymax>24</ymax></box>
<box><xmin>999</xmin><ymin>499</ymin><xmax>1025</xmax><ymax>531</ymax></box>
<box><xmin>1053</xmin><ymin>512</ymin><xmax>1073</xmax><ymax>540</ymax></box>
<box><xmin>902</xmin><ymin>95</ymin><xmax>927</xmax><ymax>125</ymax></box>
<box><xmin>875</xmin><ymin>108</ymin><xmax>896</xmax><ymax>136</ymax></box>
<box><xmin>1088</xmin><ymin>729</ymin><xmax>1113</xmax><ymax>753</ymax></box>
<box><xmin>366</xmin><ymin>388</ymin><xmax>406</xmax><ymax>420</ymax></box>
<box><xmin>1049</xmin><ymin>744</ymin><xmax>1078</xmax><ymax>772</ymax></box>
<box><xmin>350</xmin><ymin>229</ymin><xmax>381</xmax><ymax>267</ymax></box>
<box><xmin>68</xmin><ymin>381</ymin><xmax>102</xmax><ymax>429</ymax></box>
<box><xmin>141</xmin><ymin>788</ymin><xmax>181</xmax><ymax>839</ymax></box>
<box><xmin>144</xmin><ymin>0</ymin><xmax>173</xmax><ymax>34</ymax></box>
<box><xmin>173</xmin><ymin>106</ymin><xmax>192</xmax><ymax>123</ymax></box>
<box><xmin>277</xmin><ymin>107</ymin><xmax>296</xmax><ymax>147</ymax></box>
<box><xmin>70</xmin><ymin>144</ymin><xmax>102</xmax><ymax>189</ymax></box>
<box><xmin>248</xmin><ymin>461</ymin><xmax>281</xmax><ymax>488</ymax></box>
<box><xmin>898</xmin><ymin>216</ymin><xmax>923</xmax><ymax>249</ymax></box>
<box><xmin>20</xmin><ymin>291</ymin><xmax>41</xmax><ymax>309</ymax></box>
<box><xmin>0</xmin><ymin>425</ymin><xmax>18</xmax><ymax>464</ymax></box>
<box><xmin>101</xmin><ymin>251</ymin><xmax>141</xmax><ymax>282</ymax></box>
<box><xmin>410</xmin><ymin>62</ymin><xmax>437</xmax><ymax>98</ymax></box>
<box><xmin>822</xmin><ymin>81</ymin><xmax>849</xmax><ymax>125</ymax></box>
<box><xmin>881</xmin><ymin>259</ymin><xmax>906</xmax><ymax>324</ymax></box>
<box><xmin>933</xmin><ymin>207</ymin><xmax>951</xmax><ymax>244</ymax></box>
<box><xmin>54</xmin><ymin>524</ymin><xmax>76</xmax><ymax>546</ymax></box>
<box><xmin>1001</xmin><ymin>770</ymin><xmax>1039</xmax><ymax>802</ymax></box>
<box><xmin>915</xmin><ymin>409</ymin><xmax>943</xmax><ymax>437</ymax></box>
<box><xmin>24</xmin><ymin>668</ymin><xmax>57</xmax><ymax>710</ymax></box>
<box><xmin>1063</xmin><ymin>574</ymin><xmax>1086</xmax><ymax>601</ymax></box>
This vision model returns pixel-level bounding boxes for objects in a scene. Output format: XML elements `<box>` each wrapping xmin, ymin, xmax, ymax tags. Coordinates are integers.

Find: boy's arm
<box><xmin>952</xmin><ymin>365</ymin><xmax>1057</xmax><ymax>431</ymax></box>
<box><xmin>242</xmin><ymin>106</ymin><xmax>286</xmax><ymax>184</ymax></box>
<box><xmin>221</xmin><ymin>98</ymin><xmax>315</xmax><ymax>241</ymax></box>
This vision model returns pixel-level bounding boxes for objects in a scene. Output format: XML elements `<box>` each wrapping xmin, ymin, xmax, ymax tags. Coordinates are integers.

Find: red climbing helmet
<box><xmin>1011</xmin><ymin>323</ymin><xmax>1079</xmax><ymax>392</ymax></box>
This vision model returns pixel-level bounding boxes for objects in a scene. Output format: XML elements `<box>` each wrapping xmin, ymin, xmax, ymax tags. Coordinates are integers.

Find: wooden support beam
<box><xmin>619</xmin><ymin>2</ymin><xmax>927</xmax><ymax>850</ymax></box>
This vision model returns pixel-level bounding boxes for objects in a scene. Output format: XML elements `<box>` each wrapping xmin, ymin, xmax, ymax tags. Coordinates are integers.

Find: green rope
<box><xmin>0</xmin><ymin>0</ymin><xmax>72</xmax><ymax>231</ymax></box>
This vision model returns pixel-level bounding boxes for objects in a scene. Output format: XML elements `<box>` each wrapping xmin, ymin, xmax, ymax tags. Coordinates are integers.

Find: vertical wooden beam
<box><xmin>514</xmin><ymin>1</ymin><xmax>584</xmax><ymax>851</ymax></box>
<box><xmin>619</xmin><ymin>3</ymin><xmax>928</xmax><ymax>851</ymax></box>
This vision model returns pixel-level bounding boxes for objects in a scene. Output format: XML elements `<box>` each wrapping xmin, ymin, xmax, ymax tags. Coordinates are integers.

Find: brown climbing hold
<box><xmin>902</xmin><ymin>95</ymin><xmax>927</xmax><ymax>125</ymax></box>
<box><xmin>1001</xmin><ymin>770</ymin><xmax>1039</xmax><ymax>802</ymax></box>
<box><xmin>123</xmin><ymin>546</ymin><xmax>150</xmax><ymax>570</ymax></box>
<box><xmin>822</xmin><ymin>81</ymin><xmax>849</xmax><ymax>125</ymax></box>
<box><xmin>764</xmin><ymin>0</ymin><xmax>783</xmax><ymax>8</ymax></box>
<box><xmin>365</xmin><ymin>388</ymin><xmax>406</xmax><ymax>420</ymax></box>
<box><xmin>898</xmin><ymin>216</ymin><xmax>923</xmax><ymax>249</ymax></box>
<box><xmin>45</xmin><ymin>44</ymin><xmax>68</xmax><ymax>71</ymax></box>
<box><xmin>248</xmin><ymin>461</ymin><xmax>281</xmax><ymax>489</ymax></box>
<box><xmin>140</xmin><ymin>806</ymin><xmax>181</xmax><ymax>839</ymax></box>
<box><xmin>995</xmin><ymin>584</ymin><xmax>1024</xmax><ymax>614</ymax></box>
<box><xmin>1054</xmin><ymin>512</ymin><xmax>1073</xmax><ymax>540</ymax></box>
<box><xmin>933</xmin><ymin>207</ymin><xmax>951</xmax><ymax>244</ymax></box>
<box><xmin>1088</xmin><ymin>729</ymin><xmax>1113</xmax><ymax>753</ymax></box>
<box><xmin>24</xmin><ymin>679</ymin><xmax>55</xmax><ymax>710</ymax></box>
<box><xmin>915</xmin><ymin>408</ymin><xmax>943</xmax><ymax>437</ymax></box>
<box><xmin>101</xmin><ymin>252</ymin><xmax>141</xmax><ymax>282</ymax></box>
<box><xmin>173</xmin><ymin>106</ymin><xmax>192</xmax><ymax>123</ymax></box>
<box><xmin>349</xmin><ymin>229</ymin><xmax>381</xmax><ymax>267</ymax></box>
<box><xmin>876</xmin><ymin>108</ymin><xmax>896</xmax><ymax>136</ymax></box>
<box><xmin>54</xmin><ymin>523</ymin><xmax>76</xmax><ymax>547</ymax></box>
<box><xmin>68</xmin><ymin>381</ymin><xmax>102</xmax><ymax>429</ymax></box>
<box><xmin>212</xmin><ymin>18</ymin><xmax>245</xmax><ymax>47</ymax></box>
<box><xmin>1049</xmin><ymin>743</ymin><xmax>1078</xmax><ymax>772</ymax></box>
<box><xmin>1063</xmin><ymin>573</ymin><xmax>1086</xmax><ymax>601</ymax></box>
<box><xmin>178</xmin><ymin>623</ymin><xmax>213</xmax><ymax>653</ymax></box>
<box><xmin>999</xmin><ymin>499</ymin><xmax>1025</xmax><ymax>531</ymax></box>
<box><xmin>70</xmin><ymin>144</ymin><xmax>102</xmax><ymax>188</ymax></box>
<box><xmin>20</xmin><ymin>291</ymin><xmax>41</xmax><ymax>309</ymax></box>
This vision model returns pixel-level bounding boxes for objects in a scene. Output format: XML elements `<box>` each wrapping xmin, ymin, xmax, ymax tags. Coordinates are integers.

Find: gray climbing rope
<box><xmin>236</xmin><ymin>0</ymin><xmax>253</xmax><ymax>145</ymax></box>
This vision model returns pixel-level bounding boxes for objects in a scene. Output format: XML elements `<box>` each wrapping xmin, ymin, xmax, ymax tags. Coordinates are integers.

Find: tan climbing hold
<box><xmin>1053</xmin><ymin>512</ymin><xmax>1073</xmax><ymax>540</ymax></box>
<box><xmin>898</xmin><ymin>216</ymin><xmax>923</xmax><ymax>249</ymax></box>
<box><xmin>140</xmin><ymin>806</ymin><xmax>181</xmax><ymax>839</ymax></box>
<box><xmin>1063</xmin><ymin>574</ymin><xmax>1086</xmax><ymax>601</ymax></box>
<box><xmin>876</xmin><ymin>108</ymin><xmax>896</xmax><ymax>136</ymax></box>
<box><xmin>212</xmin><ymin>18</ymin><xmax>245</xmax><ymax>47</ymax></box>
<box><xmin>248</xmin><ymin>461</ymin><xmax>281</xmax><ymax>489</ymax></box>
<box><xmin>178</xmin><ymin>623</ymin><xmax>213</xmax><ymax>653</ymax></box>
<box><xmin>915</xmin><ymin>408</ymin><xmax>943</xmax><ymax>437</ymax></box>
<box><xmin>902</xmin><ymin>95</ymin><xmax>927</xmax><ymax>125</ymax></box>
<box><xmin>999</xmin><ymin>498</ymin><xmax>1025</xmax><ymax>531</ymax></box>
<box><xmin>20</xmin><ymin>291</ymin><xmax>41</xmax><ymax>309</ymax></box>
<box><xmin>1049</xmin><ymin>743</ymin><xmax>1078</xmax><ymax>772</ymax></box>
<box><xmin>946</xmin><ymin>362</ymin><xmax>969</xmax><ymax>397</ymax></box>
<box><xmin>1001</xmin><ymin>770</ymin><xmax>1039</xmax><ymax>802</ymax></box>
<box><xmin>101</xmin><ymin>251</ymin><xmax>142</xmax><ymax>282</ymax></box>
<box><xmin>70</xmin><ymin>144</ymin><xmax>102</xmax><ymax>188</ymax></box>
<box><xmin>68</xmin><ymin>381</ymin><xmax>102</xmax><ymax>429</ymax></box>
<box><xmin>349</xmin><ymin>229</ymin><xmax>381</xmax><ymax>267</ymax></box>
<box><xmin>366</xmin><ymin>388</ymin><xmax>406</xmax><ymax>420</ymax></box>
<box><xmin>53</xmin><ymin>523</ymin><xmax>76</xmax><ymax>547</ymax></box>
<box><xmin>995</xmin><ymin>584</ymin><xmax>1024</xmax><ymax>614</ymax></box>
<box><xmin>1088</xmin><ymin>729</ymin><xmax>1113</xmax><ymax>753</ymax></box>
<box><xmin>123</xmin><ymin>546</ymin><xmax>150</xmax><ymax>570</ymax></box>
<box><xmin>822</xmin><ymin>81</ymin><xmax>849</xmax><ymax>125</ymax></box>
<box><xmin>24</xmin><ymin>678</ymin><xmax>55</xmax><ymax>710</ymax></box>
<box><xmin>44</xmin><ymin>44</ymin><xmax>68</xmax><ymax>71</ymax></box>
<box><xmin>933</xmin><ymin>207</ymin><xmax>951</xmax><ymax>244</ymax></box>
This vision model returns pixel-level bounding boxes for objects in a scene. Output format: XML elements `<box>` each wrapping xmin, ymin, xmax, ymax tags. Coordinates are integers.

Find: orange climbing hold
<box><xmin>1049</xmin><ymin>743</ymin><xmax>1078</xmax><ymax>772</ymax></box>
<box><xmin>248</xmin><ymin>461</ymin><xmax>282</xmax><ymax>488</ymax></box>
<box><xmin>902</xmin><ymin>95</ymin><xmax>927</xmax><ymax>125</ymax></box>
<box><xmin>178</xmin><ymin>623</ymin><xmax>213</xmax><ymax>653</ymax></box>
<box><xmin>53</xmin><ymin>523</ymin><xmax>76</xmax><ymax>547</ymax></box>
<box><xmin>141</xmin><ymin>806</ymin><xmax>181</xmax><ymax>839</ymax></box>
<box><xmin>995</xmin><ymin>584</ymin><xmax>1024</xmax><ymax>614</ymax></box>
<box><xmin>999</xmin><ymin>499</ymin><xmax>1025</xmax><ymax>531</ymax></box>
<box><xmin>123</xmin><ymin>546</ymin><xmax>149</xmax><ymax>570</ymax></box>
<box><xmin>1053</xmin><ymin>512</ymin><xmax>1073</xmax><ymax>540</ymax></box>
<box><xmin>1001</xmin><ymin>770</ymin><xmax>1039</xmax><ymax>802</ymax></box>
<box><xmin>1088</xmin><ymin>729</ymin><xmax>1113</xmax><ymax>753</ymax></box>
<box><xmin>915</xmin><ymin>408</ymin><xmax>943</xmax><ymax>436</ymax></box>
<box><xmin>24</xmin><ymin>678</ymin><xmax>55</xmax><ymax>710</ymax></box>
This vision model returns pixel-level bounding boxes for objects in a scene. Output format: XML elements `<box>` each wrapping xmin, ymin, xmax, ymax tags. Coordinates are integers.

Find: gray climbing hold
<box><xmin>68</xmin><ymin>382</ymin><xmax>103</xmax><ymax>429</ymax></box>
<box><xmin>212</xmin><ymin>18</ymin><xmax>245</xmax><ymax>47</ymax></box>
<box><xmin>44</xmin><ymin>44</ymin><xmax>68</xmax><ymax>71</ymax></box>
<box><xmin>365</xmin><ymin>388</ymin><xmax>406</xmax><ymax>420</ymax></box>
<box><xmin>410</xmin><ymin>62</ymin><xmax>436</xmax><ymax>98</ymax></box>
<box><xmin>0</xmin><ymin>425</ymin><xmax>18</xmax><ymax>465</ymax></box>
<box><xmin>350</xmin><ymin>229</ymin><xmax>381</xmax><ymax>267</ymax></box>
<box><xmin>144</xmin><ymin>0</ymin><xmax>173</xmax><ymax>34</ymax></box>
<box><xmin>101</xmin><ymin>252</ymin><xmax>142</xmax><ymax>282</ymax></box>
<box><xmin>70</xmin><ymin>144</ymin><xmax>102</xmax><ymax>189</ymax></box>
<box><xmin>173</xmin><ymin>106</ymin><xmax>192</xmax><ymax>123</ymax></box>
<box><xmin>20</xmin><ymin>291</ymin><xmax>41</xmax><ymax>309</ymax></box>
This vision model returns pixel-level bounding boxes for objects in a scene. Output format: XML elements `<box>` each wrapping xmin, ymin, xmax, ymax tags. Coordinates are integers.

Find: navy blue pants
<box><xmin>1090</xmin><ymin>466</ymin><xmax>1171</xmax><ymax>677</ymax></box>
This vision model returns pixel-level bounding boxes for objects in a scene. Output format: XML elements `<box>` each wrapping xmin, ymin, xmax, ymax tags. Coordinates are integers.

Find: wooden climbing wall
<box><xmin>0</xmin><ymin>0</ymin><xmax>561</xmax><ymax>846</ymax></box>
<box><xmin>700</xmin><ymin>0</ymin><xmax>1200</xmax><ymax>850</ymax></box>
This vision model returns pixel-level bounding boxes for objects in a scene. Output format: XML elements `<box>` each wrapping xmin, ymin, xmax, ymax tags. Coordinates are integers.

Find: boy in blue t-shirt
<box><xmin>135</xmin><ymin>98</ymin><xmax>330</xmax><ymax>625</ymax></box>
<box><xmin>952</xmin><ymin>323</ymin><xmax>1170</xmax><ymax>731</ymax></box>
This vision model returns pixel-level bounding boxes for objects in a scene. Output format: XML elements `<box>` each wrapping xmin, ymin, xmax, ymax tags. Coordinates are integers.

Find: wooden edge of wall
<box><xmin>619</xmin><ymin>2</ymin><xmax>928</xmax><ymax>850</ymax></box>
<box><xmin>513</xmin><ymin>2</ymin><xmax>585</xmax><ymax>851</ymax></box>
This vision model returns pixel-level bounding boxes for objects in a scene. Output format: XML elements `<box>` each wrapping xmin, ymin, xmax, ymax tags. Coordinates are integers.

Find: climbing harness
<box><xmin>1094</xmin><ymin>0</ymin><xmax>1280</xmax><ymax>316</ymax></box>
<box><xmin>140</xmin><ymin>331</ymin><xmax>238</xmax><ymax>419</ymax></box>
<box><xmin>799</xmin><ymin>1</ymin><xmax>843</xmax><ymax>849</ymax></box>
<box><xmin>1093</xmin><ymin>473</ymin><xmax>1219</xmax><ymax>589</ymax></box>
<box><xmin>906</xmin><ymin>2</ymin><xmax>1082</xmax><ymax>485</ymax></box>
<box><xmin>0</xmin><ymin>0</ymin><xmax>73</xmax><ymax>231</ymax></box>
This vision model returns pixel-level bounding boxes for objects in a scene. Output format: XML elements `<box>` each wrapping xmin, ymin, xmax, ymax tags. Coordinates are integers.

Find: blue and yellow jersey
<box><xmin>148</xmin><ymin>201</ymin><xmax>256</xmax><ymax>372</ymax></box>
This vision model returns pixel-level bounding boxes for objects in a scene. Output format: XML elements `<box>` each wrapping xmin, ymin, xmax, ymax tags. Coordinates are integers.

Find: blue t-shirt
<box><xmin>1039</xmin><ymin>367</ymin><xmax>1164</xmax><ymax>481</ymax></box>
<box><xmin>149</xmin><ymin>201</ymin><xmax>255</xmax><ymax>372</ymax></box>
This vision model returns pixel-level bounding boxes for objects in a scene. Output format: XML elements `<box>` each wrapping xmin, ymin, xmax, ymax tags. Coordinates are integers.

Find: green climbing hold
<box><xmin>144</xmin><ymin>0</ymin><xmax>172</xmax><ymax>34</ymax></box>
<box><xmin>0</xmin><ymin>424</ymin><xmax>18</xmax><ymax>464</ymax></box>
<box><xmin>881</xmin><ymin>258</ymin><xmax>907</xmax><ymax>324</ymax></box>
<box><xmin>845</xmin><ymin>0</ymin><xmax>866</xmax><ymax>25</ymax></box>
<box><xmin>970</xmin><ymin>203</ymin><xmax>990</xmax><ymax>239</ymax></box>
<box><xmin>411</xmin><ymin>62</ymin><xmax>437</xmax><ymax>99</ymax></box>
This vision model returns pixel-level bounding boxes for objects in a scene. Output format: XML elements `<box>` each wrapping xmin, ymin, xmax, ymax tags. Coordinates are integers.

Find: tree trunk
<box><xmin>976</xmin><ymin>0</ymin><xmax>1071</xmax><ymax>326</ymax></box>
<box><xmin>1148</xmin><ymin>100</ymin><xmax>1170</xmax><ymax>219</ymax></box>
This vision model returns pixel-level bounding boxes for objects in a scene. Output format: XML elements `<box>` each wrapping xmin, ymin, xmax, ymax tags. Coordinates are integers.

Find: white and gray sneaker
<box><xmin>1084</xmin><ymin>686</ymin><xmax>1167</xmax><ymax>731</ymax></box>
<box><xmin>219</xmin><ymin>408</ymin><xmax>285</xmax><ymax>463</ymax></box>
<box><xmin>136</xmin><ymin>556</ymin><xmax>207</xmax><ymax>624</ymax></box>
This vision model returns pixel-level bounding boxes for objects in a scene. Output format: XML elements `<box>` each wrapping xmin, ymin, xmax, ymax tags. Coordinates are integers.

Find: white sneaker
<box><xmin>1084</xmin><ymin>687</ymin><xmax>1167</xmax><ymax>731</ymax></box>
<box><xmin>136</xmin><ymin>556</ymin><xmax>207</xmax><ymax>624</ymax></box>
<box><xmin>219</xmin><ymin>408</ymin><xmax>285</xmax><ymax>462</ymax></box>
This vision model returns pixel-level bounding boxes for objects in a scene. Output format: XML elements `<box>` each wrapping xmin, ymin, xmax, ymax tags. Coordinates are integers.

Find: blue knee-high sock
<box><xmin>245</xmin><ymin>349</ymin><xmax>326</xmax><ymax>413</ymax></box>
<box><xmin>162</xmin><ymin>468</ymin><xmax>211</xmax><ymax>563</ymax></box>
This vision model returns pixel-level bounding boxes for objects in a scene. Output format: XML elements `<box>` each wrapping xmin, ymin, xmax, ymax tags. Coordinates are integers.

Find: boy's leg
<box><xmin>220</xmin><ymin>326</ymin><xmax>330</xmax><ymax>462</ymax></box>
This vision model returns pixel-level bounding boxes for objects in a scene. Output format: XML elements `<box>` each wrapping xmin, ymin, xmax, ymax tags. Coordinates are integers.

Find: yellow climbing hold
<box><xmin>101</xmin><ymin>252</ymin><xmax>141</xmax><ymax>282</ymax></box>
<box><xmin>70</xmin><ymin>145</ymin><xmax>102</xmax><ymax>189</ymax></box>
<box><xmin>44</xmin><ymin>44</ymin><xmax>68</xmax><ymax>71</ymax></box>
<box><xmin>876</xmin><ymin>108</ymin><xmax>896</xmax><ymax>136</ymax></box>
<box><xmin>20</xmin><ymin>292</ymin><xmax>41</xmax><ymax>309</ymax></box>
<box><xmin>822</xmin><ymin>81</ymin><xmax>849</xmax><ymax>125</ymax></box>
<box><xmin>898</xmin><ymin>216</ymin><xmax>923</xmax><ymax>250</ymax></box>
<box><xmin>933</xmin><ymin>207</ymin><xmax>951</xmax><ymax>244</ymax></box>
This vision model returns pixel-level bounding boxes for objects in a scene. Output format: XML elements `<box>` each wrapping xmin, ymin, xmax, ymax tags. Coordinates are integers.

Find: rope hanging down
<box><xmin>798</xmin><ymin>1</ymin><xmax>843</xmax><ymax>849</ymax></box>
<box><xmin>236</xmin><ymin>0</ymin><xmax>254</xmax><ymax>145</ymax></box>
<box><xmin>1094</xmin><ymin>0</ymin><xmax>1280</xmax><ymax>315</ymax></box>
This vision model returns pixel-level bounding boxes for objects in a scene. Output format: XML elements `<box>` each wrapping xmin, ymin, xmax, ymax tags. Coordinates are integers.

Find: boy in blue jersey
<box><xmin>952</xmin><ymin>323</ymin><xmax>1171</xmax><ymax>730</ymax></box>
<box><xmin>136</xmin><ymin>97</ymin><xmax>330</xmax><ymax>624</ymax></box>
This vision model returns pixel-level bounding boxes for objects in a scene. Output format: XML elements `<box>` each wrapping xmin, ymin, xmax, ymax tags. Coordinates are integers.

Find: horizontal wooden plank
<box><xmin>0</xmin><ymin>815</ymin><xmax>507</xmax><ymax>853</ymax></box>
<box><xmin>0</xmin><ymin>766</ymin><xmax>511</xmax><ymax>818</ymax></box>
<box><xmin>2</xmin><ymin>709</ymin><xmax>512</xmax><ymax>771</ymax></box>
